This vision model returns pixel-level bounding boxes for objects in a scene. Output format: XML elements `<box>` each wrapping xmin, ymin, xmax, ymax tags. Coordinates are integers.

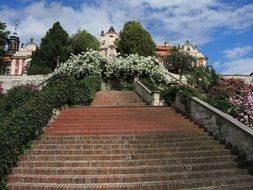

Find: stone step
<box><xmin>8</xmin><ymin>169</ymin><xmax>248</xmax><ymax>184</ymax></box>
<box><xmin>28</xmin><ymin>145</ymin><xmax>225</xmax><ymax>155</ymax></box>
<box><xmin>17</xmin><ymin>155</ymin><xmax>237</xmax><ymax>168</ymax></box>
<box><xmin>7</xmin><ymin>176</ymin><xmax>253</xmax><ymax>190</ymax></box>
<box><xmin>12</xmin><ymin>162</ymin><xmax>238</xmax><ymax>176</ymax></box>
<box><xmin>20</xmin><ymin>149</ymin><xmax>232</xmax><ymax>161</ymax></box>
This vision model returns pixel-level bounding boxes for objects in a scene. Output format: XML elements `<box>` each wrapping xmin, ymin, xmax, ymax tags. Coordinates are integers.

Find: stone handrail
<box><xmin>173</xmin><ymin>92</ymin><xmax>253</xmax><ymax>164</ymax></box>
<box><xmin>164</xmin><ymin>70</ymin><xmax>187</xmax><ymax>85</ymax></box>
<box><xmin>133</xmin><ymin>78</ymin><xmax>161</xmax><ymax>106</ymax></box>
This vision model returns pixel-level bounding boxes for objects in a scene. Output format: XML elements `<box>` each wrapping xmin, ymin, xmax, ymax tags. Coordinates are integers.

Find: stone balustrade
<box><xmin>133</xmin><ymin>78</ymin><xmax>161</xmax><ymax>106</ymax></box>
<box><xmin>0</xmin><ymin>74</ymin><xmax>52</xmax><ymax>93</ymax></box>
<box><xmin>173</xmin><ymin>92</ymin><xmax>253</xmax><ymax>167</ymax></box>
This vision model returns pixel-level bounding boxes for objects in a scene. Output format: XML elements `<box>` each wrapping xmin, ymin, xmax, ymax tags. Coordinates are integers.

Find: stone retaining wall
<box><xmin>174</xmin><ymin>93</ymin><xmax>253</xmax><ymax>164</ymax></box>
<box><xmin>0</xmin><ymin>74</ymin><xmax>52</xmax><ymax>93</ymax></box>
<box><xmin>222</xmin><ymin>75</ymin><xmax>253</xmax><ymax>84</ymax></box>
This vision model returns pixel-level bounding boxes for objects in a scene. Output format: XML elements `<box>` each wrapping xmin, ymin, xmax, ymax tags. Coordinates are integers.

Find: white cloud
<box><xmin>0</xmin><ymin>0</ymin><xmax>252</xmax><ymax>47</ymax></box>
<box><xmin>222</xmin><ymin>45</ymin><xmax>253</xmax><ymax>60</ymax></box>
<box><xmin>214</xmin><ymin>58</ymin><xmax>253</xmax><ymax>75</ymax></box>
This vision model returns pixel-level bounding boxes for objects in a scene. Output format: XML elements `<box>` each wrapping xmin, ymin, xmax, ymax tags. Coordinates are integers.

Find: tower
<box><xmin>7</xmin><ymin>22</ymin><xmax>20</xmax><ymax>54</ymax></box>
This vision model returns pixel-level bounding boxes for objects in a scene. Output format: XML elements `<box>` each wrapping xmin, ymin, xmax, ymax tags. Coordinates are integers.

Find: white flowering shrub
<box><xmin>55</xmin><ymin>50</ymin><xmax>166</xmax><ymax>85</ymax></box>
<box><xmin>55</xmin><ymin>50</ymin><xmax>107</xmax><ymax>78</ymax></box>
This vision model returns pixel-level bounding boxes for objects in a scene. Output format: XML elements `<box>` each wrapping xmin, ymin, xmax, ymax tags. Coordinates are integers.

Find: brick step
<box><xmin>45</xmin><ymin>130</ymin><xmax>202</xmax><ymax>136</ymax></box>
<box><xmin>8</xmin><ymin>169</ymin><xmax>248</xmax><ymax>184</ymax></box>
<box><xmin>55</xmin><ymin>114</ymin><xmax>189</xmax><ymax>119</ymax></box>
<box><xmin>37</xmin><ymin>136</ymin><xmax>214</xmax><ymax>145</ymax></box>
<box><xmin>51</xmin><ymin>122</ymin><xmax>196</xmax><ymax>127</ymax></box>
<box><xmin>17</xmin><ymin>155</ymin><xmax>237</xmax><ymax>168</ymax></box>
<box><xmin>55</xmin><ymin>114</ymin><xmax>188</xmax><ymax>119</ymax></box>
<box><xmin>15</xmin><ymin>162</ymin><xmax>237</xmax><ymax>175</ymax></box>
<box><xmin>185</xmin><ymin>182</ymin><xmax>253</xmax><ymax>190</ymax></box>
<box><xmin>28</xmin><ymin>145</ymin><xmax>225</xmax><ymax>155</ymax></box>
<box><xmin>7</xmin><ymin>176</ymin><xmax>253</xmax><ymax>190</ymax></box>
<box><xmin>49</xmin><ymin>124</ymin><xmax>197</xmax><ymax>129</ymax></box>
<box><xmin>56</xmin><ymin>115</ymin><xmax>187</xmax><ymax>120</ymax></box>
<box><xmin>60</xmin><ymin>107</ymin><xmax>175</xmax><ymax>113</ymax></box>
<box><xmin>42</xmin><ymin>129</ymin><xmax>208</xmax><ymax>140</ymax></box>
<box><xmin>49</xmin><ymin>122</ymin><xmax>197</xmax><ymax>127</ymax></box>
<box><xmin>20</xmin><ymin>149</ymin><xmax>232</xmax><ymax>161</ymax></box>
<box><xmin>33</xmin><ymin>140</ymin><xmax>219</xmax><ymax>150</ymax></box>
<box><xmin>40</xmin><ymin>131</ymin><xmax>206</xmax><ymax>140</ymax></box>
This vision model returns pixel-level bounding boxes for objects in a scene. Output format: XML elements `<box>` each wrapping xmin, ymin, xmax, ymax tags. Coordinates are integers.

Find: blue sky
<box><xmin>1</xmin><ymin>0</ymin><xmax>253</xmax><ymax>74</ymax></box>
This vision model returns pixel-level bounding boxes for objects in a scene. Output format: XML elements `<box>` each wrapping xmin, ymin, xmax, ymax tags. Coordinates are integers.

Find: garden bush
<box><xmin>186</xmin><ymin>66</ymin><xmax>218</xmax><ymax>93</ymax></box>
<box><xmin>208</xmin><ymin>78</ymin><xmax>249</xmax><ymax>99</ymax></box>
<box><xmin>0</xmin><ymin>82</ymin><xmax>3</xmax><ymax>94</ymax></box>
<box><xmin>0</xmin><ymin>85</ymin><xmax>38</xmax><ymax>125</ymax></box>
<box><xmin>56</xmin><ymin>49</ymin><xmax>167</xmax><ymax>87</ymax></box>
<box><xmin>0</xmin><ymin>82</ymin><xmax>4</xmax><ymax>100</ymax></box>
<box><xmin>0</xmin><ymin>74</ymin><xmax>101</xmax><ymax>186</ymax></box>
<box><xmin>161</xmin><ymin>85</ymin><xmax>196</xmax><ymax>106</ymax></box>
<box><xmin>140</xmin><ymin>79</ymin><xmax>159</xmax><ymax>92</ymax></box>
<box><xmin>228</xmin><ymin>87</ymin><xmax>253</xmax><ymax>128</ymax></box>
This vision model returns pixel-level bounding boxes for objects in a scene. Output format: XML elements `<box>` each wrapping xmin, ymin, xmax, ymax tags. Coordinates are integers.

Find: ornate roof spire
<box><xmin>108</xmin><ymin>26</ymin><xmax>115</xmax><ymax>33</ymax></box>
<box><xmin>13</xmin><ymin>21</ymin><xmax>18</xmax><ymax>36</ymax></box>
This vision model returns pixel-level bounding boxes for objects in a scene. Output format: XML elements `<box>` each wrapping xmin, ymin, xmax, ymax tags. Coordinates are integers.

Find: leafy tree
<box><xmin>28</xmin><ymin>21</ymin><xmax>69</xmax><ymax>74</ymax></box>
<box><xmin>116</xmin><ymin>21</ymin><xmax>155</xmax><ymax>56</ymax></box>
<box><xmin>69</xmin><ymin>30</ymin><xmax>99</xmax><ymax>55</ymax></box>
<box><xmin>0</xmin><ymin>22</ymin><xmax>9</xmax><ymax>74</ymax></box>
<box><xmin>164</xmin><ymin>46</ymin><xmax>196</xmax><ymax>78</ymax></box>
<box><xmin>187</xmin><ymin>66</ymin><xmax>219</xmax><ymax>92</ymax></box>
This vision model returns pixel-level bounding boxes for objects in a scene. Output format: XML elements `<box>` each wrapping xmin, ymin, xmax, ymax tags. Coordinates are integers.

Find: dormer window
<box><xmin>109</xmin><ymin>35</ymin><xmax>114</xmax><ymax>38</ymax></box>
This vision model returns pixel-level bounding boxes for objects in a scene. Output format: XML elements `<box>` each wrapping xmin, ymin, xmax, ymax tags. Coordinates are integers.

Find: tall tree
<box><xmin>164</xmin><ymin>46</ymin><xmax>196</xmax><ymax>78</ymax></box>
<box><xmin>28</xmin><ymin>21</ymin><xmax>69</xmax><ymax>74</ymax></box>
<box><xmin>0</xmin><ymin>22</ymin><xmax>9</xmax><ymax>74</ymax></box>
<box><xmin>116</xmin><ymin>21</ymin><xmax>155</xmax><ymax>56</ymax></box>
<box><xmin>69</xmin><ymin>30</ymin><xmax>99</xmax><ymax>55</ymax></box>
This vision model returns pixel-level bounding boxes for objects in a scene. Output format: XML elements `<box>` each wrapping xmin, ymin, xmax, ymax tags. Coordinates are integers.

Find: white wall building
<box><xmin>182</xmin><ymin>40</ymin><xmax>207</xmax><ymax>67</ymax></box>
<box><xmin>5</xmin><ymin>38</ymin><xmax>37</xmax><ymax>75</ymax></box>
<box><xmin>99</xmin><ymin>26</ymin><xmax>119</xmax><ymax>57</ymax></box>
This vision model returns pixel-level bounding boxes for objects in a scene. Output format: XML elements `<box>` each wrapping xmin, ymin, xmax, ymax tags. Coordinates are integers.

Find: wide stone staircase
<box><xmin>7</xmin><ymin>91</ymin><xmax>253</xmax><ymax>189</ymax></box>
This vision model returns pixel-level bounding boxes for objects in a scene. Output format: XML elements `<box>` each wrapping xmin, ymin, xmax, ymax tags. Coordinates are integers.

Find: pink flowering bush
<box><xmin>206</xmin><ymin>77</ymin><xmax>253</xmax><ymax>128</ymax></box>
<box><xmin>208</xmin><ymin>77</ymin><xmax>247</xmax><ymax>99</ymax></box>
<box><xmin>0</xmin><ymin>82</ymin><xmax>3</xmax><ymax>100</ymax></box>
<box><xmin>0</xmin><ymin>82</ymin><xmax>2</xmax><ymax>94</ymax></box>
<box><xmin>229</xmin><ymin>88</ymin><xmax>253</xmax><ymax>128</ymax></box>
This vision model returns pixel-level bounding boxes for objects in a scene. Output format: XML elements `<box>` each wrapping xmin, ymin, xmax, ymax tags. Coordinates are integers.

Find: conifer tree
<box><xmin>69</xmin><ymin>30</ymin><xmax>99</xmax><ymax>55</ymax></box>
<box><xmin>0</xmin><ymin>22</ymin><xmax>9</xmax><ymax>74</ymax></box>
<box><xmin>28</xmin><ymin>21</ymin><xmax>69</xmax><ymax>74</ymax></box>
<box><xmin>116</xmin><ymin>21</ymin><xmax>155</xmax><ymax>56</ymax></box>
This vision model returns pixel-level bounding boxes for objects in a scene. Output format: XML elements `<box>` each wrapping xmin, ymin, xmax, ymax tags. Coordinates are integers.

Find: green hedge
<box><xmin>0</xmin><ymin>74</ymin><xmax>101</xmax><ymax>186</ymax></box>
<box><xmin>0</xmin><ymin>85</ymin><xmax>38</xmax><ymax>126</ymax></box>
